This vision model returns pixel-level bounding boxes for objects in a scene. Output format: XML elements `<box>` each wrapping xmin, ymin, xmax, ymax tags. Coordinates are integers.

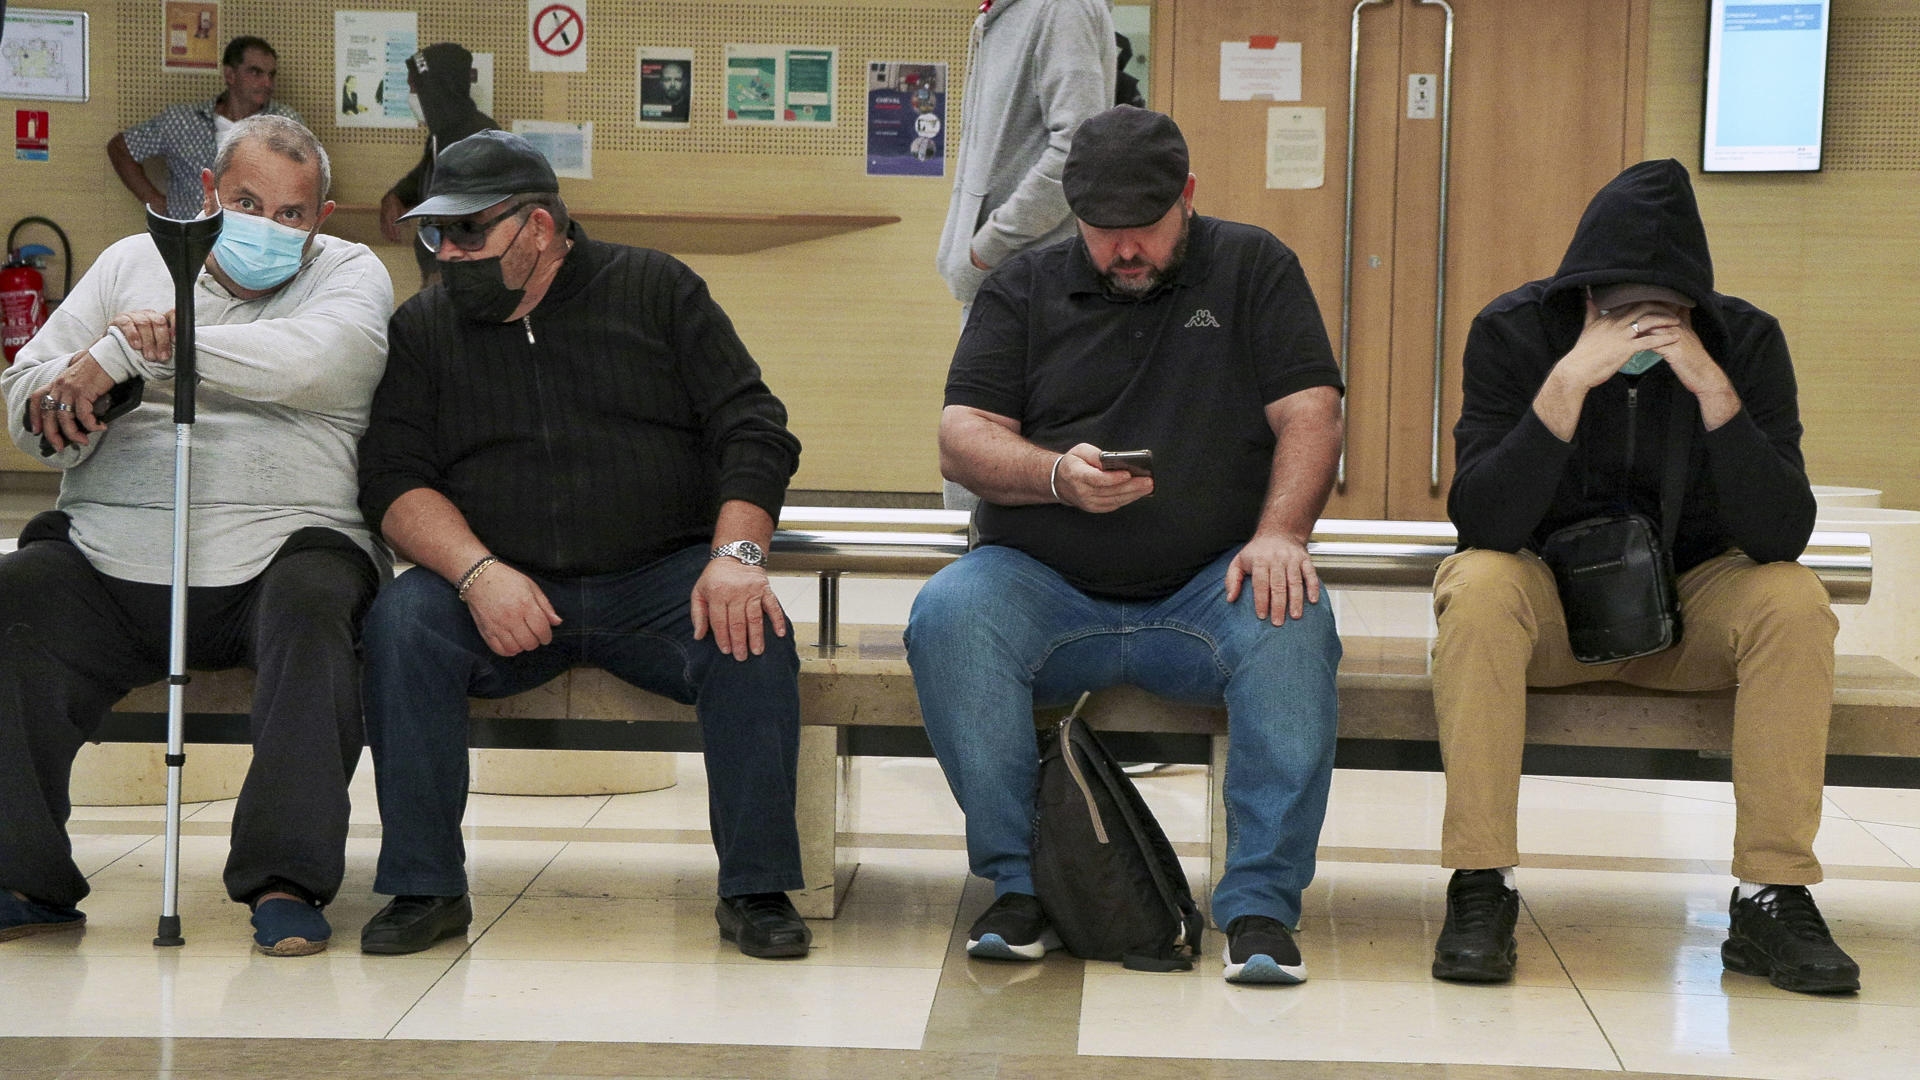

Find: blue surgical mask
<box><xmin>210</xmin><ymin>206</ymin><xmax>311</xmax><ymax>290</ymax></box>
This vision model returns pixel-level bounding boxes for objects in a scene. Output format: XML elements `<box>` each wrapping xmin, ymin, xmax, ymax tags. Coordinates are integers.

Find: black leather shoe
<box><xmin>360</xmin><ymin>894</ymin><xmax>472</xmax><ymax>955</ymax></box>
<box><xmin>1432</xmin><ymin>869</ymin><xmax>1520</xmax><ymax>982</ymax></box>
<box><xmin>1722</xmin><ymin>885</ymin><xmax>1860</xmax><ymax>994</ymax></box>
<box><xmin>716</xmin><ymin>892</ymin><xmax>812</xmax><ymax>959</ymax></box>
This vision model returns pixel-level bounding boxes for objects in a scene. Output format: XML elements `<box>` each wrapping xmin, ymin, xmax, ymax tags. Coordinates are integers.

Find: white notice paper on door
<box><xmin>1220</xmin><ymin>41</ymin><xmax>1300</xmax><ymax>101</ymax></box>
<box><xmin>1266</xmin><ymin>107</ymin><xmax>1324</xmax><ymax>189</ymax></box>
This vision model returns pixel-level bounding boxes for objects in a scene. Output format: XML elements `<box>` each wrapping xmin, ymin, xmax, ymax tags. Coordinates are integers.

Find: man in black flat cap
<box><xmin>905</xmin><ymin>106</ymin><xmax>1346</xmax><ymax>985</ymax></box>
<box><xmin>354</xmin><ymin>130</ymin><xmax>813</xmax><ymax>959</ymax></box>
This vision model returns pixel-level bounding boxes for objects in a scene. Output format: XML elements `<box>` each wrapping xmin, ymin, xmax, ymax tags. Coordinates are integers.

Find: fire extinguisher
<box><xmin>3</xmin><ymin>216</ymin><xmax>72</xmax><ymax>366</ymax></box>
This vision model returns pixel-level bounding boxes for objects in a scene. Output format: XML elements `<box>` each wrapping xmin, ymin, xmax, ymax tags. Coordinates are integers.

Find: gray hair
<box><xmin>212</xmin><ymin>114</ymin><xmax>332</xmax><ymax>204</ymax></box>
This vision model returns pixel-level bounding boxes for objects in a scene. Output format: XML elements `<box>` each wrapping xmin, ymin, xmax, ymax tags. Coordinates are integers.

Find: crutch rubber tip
<box><xmin>154</xmin><ymin>915</ymin><xmax>184</xmax><ymax>947</ymax></box>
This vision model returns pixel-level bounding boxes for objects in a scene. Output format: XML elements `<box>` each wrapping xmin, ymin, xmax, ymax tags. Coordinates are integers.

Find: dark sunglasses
<box><xmin>417</xmin><ymin>200</ymin><xmax>536</xmax><ymax>253</ymax></box>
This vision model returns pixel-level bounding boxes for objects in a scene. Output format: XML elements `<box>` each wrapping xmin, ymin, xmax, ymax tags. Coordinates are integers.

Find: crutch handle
<box><xmin>143</xmin><ymin>207</ymin><xmax>222</xmax><ymax>424</ymax></box>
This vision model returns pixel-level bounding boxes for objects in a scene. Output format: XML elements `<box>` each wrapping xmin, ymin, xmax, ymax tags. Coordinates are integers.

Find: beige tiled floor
<box><xmin>6</xmin><ymin>752</ymin><xmax>1919</xmax><ymax>1080</ymax></box>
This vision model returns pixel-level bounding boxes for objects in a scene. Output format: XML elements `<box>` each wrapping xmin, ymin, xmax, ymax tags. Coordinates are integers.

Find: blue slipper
<box><xmin>0</xmin><ymin>890</ymin><xmax>85</xmax><ymax>942</ymax></box>
<box><xmin>251</xmin><ymin>897</ymin><xmax>331</xmax><ymax>956</ymax></box>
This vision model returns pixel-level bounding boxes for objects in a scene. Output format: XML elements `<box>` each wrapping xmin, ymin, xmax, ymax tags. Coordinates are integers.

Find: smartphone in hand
<box><xmin>1098</xmin><ymin>449</ymin><xmax>1154</xmax><ymax>476</ymax></box>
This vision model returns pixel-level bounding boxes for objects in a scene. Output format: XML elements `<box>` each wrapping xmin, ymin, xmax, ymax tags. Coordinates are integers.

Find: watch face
<box><xmin>715</xmin><ymin>540</ymin><xmax>765</xmax><ymax>565</ymax></box>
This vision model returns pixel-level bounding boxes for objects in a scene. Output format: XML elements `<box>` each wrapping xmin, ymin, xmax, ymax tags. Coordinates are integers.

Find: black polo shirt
<box><xmin>946</xmin><ymin>215</ymin><xmax>1343</xmax><ymax>600</ymax></box>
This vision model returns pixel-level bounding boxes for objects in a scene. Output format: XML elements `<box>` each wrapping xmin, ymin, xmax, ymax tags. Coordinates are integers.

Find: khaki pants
<box><xmin>1431</xmin><ymin>548</ymin><xmax>1837</xmax><ymax>884</ymax></box>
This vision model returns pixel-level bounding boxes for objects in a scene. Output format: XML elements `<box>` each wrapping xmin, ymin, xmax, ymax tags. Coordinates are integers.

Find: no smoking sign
<box><xmin>528</xmin><ymin>0</ymin><xmax>588</xmax><ymax>72</ymax></box>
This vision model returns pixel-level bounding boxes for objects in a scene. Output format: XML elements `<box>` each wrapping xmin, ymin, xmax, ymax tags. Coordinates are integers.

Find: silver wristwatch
<box><xmin>709</xmin><ymin>539</ymin><xmax>766</xmax><ymax>566</ymax></box>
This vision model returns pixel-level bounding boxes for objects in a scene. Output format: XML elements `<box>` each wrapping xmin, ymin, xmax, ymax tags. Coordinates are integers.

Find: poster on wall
<box><xmin>1</xmin><ymin>8</ymin><xmax>91</xmax><ymax>103</ymax></box>
<box><xmin>471</xmin><ymin>52</ymin><xmax>494</xmax><ymax>116</ymax></box>
<box><xmin>161</xmin><ymin>1</ymin><xmax>220</xmax><ymax>71</ymax></box>
<box><xmin>865</xmin><ymin>62</ymin><xmax>944</xmax><ymax>177</ymax></box>
<box><xmin>335</xmin><ymin>10</ymin><xmax>417</xmax><ymax>128</ymax></box>
<box><xmin>725</xmin><ymin>44</ymin><xmax>836</xmax><ymax>125</ymax></box>
<box><xmin>512</xmin><ymin>119</ymin><xmax>592</xmax><ymax>179</ymax></box>
<box><xmin>637</xmin><ymin>48</ymin><xmax>692</xmax><ymax>127</ymax></box>
<box><xmin>528</xmin><ymin>0</ymin><xmax>587</xmax><ymax>74</ymax></box>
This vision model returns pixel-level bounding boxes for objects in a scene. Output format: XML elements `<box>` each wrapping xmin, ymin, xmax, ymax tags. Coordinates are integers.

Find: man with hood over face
<box><xmin>379</xmin><ymin>42</ymin><xmax>497</xmax><ymax>285</ymax></box>
<box><xmin>1427</xmin><ymin>159</ymin><xmax>1858</xmax><ymax>995</ymax></box>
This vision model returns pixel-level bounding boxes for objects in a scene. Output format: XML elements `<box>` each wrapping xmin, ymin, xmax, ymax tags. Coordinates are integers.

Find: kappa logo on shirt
<box><xmin>1184</xmin><ymin>309</ymin><xmax>1222</xmax><ymax>329</ymax></box>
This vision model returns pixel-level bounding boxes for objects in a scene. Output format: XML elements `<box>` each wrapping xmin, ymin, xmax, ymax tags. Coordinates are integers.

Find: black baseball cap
<box><xmin>399</xmin><ymin>130</ymin><xmax>559</xmax><ymax>220</ymax></box>
<box><xmin>1063</xmin><ymin>106</ymin><xmax>1191</xmax><ymax>230</ymax></box>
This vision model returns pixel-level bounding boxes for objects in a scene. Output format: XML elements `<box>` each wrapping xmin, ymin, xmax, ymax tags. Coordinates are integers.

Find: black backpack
<box><xmin>1031</xmin><ymin>696</ymin><xmax>1204</xmax><ymax>972</ymax></box>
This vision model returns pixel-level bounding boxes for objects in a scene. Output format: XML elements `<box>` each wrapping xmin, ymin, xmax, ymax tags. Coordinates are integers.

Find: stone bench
<box><xmin>91</xmin><ymin>515</ymin><xmax>1911</xmax><ymax>918</ymax></box>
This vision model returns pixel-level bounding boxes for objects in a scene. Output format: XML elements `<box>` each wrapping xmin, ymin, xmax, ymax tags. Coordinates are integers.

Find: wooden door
<box><xmin>1168</xmin><ymin>0</ymin><xmax>1405</xmax><ymax>521</ymax></box>
<box><xmin>1384</xmin><ymin>0</ymin><xmax>1648</xmax><ymax>520</ymax></box>
<box><xmin>1162</xmin><ymin>0</ymin><xmax>1647</xmax><ymax>521</ymax></box>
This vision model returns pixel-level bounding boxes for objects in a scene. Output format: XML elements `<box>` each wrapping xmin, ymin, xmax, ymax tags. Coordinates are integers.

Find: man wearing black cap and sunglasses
<box><xmin>354</xmin><ymin>130</ymin><xmax>812</xmax><ymax>960</ymax></box>
<box><xmin>905</xmin><ymin>106</ymin><xmax>1346</xmax><ymax>984</ymax></box>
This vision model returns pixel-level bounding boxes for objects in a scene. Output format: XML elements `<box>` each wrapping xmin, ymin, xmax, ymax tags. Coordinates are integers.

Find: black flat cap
<box><xmin>399</xmin><ymin>130</ymin><xmax>559</xmax><ymax>220</ymax></box>
<box><xmin>1063</xmin><ymin>106</ymin><xmax>1190</xmax><ymax>229</ymax></box>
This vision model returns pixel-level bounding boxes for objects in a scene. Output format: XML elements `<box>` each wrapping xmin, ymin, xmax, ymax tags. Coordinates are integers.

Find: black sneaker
<box><xmin>1432</xmin><ymin>869</ymin><xmax>1519</xmax><ymax>983</ymax></box>
<box><xmin>1222</xmin><ymin>915</ymin><xmax>1305</xmax><ymax>984</ymax></box>
<box><xmin>0</xmin><ymin>890</ymin><xmax>85</xmax><ymax>942</ymax></box>
<box><xmin>966</xmin><ymin>892</ymin><xmax>1060</xmax><ymax>961</ymax></box>
<box><xmin>716</xmin><ymin>892</ymin><xmax>812</xmax><ymax>959</ymax></box>
<box><xmin>1722</xmin><ymin>885</ymin><xmax>1860</xmax><ymax>994</ymax></box>
<box><xmin>360</xmin><ymin>894</ymin><xmax>472</xmax><ymax>955</ymax></box>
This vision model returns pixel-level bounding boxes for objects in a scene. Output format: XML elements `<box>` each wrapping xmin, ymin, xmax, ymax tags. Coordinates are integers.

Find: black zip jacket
<box><xmin>1449</xmin><ymin>158</ymin><xmax>1816</xmax><ymax>573</ymax></box>
<box><xmin>357</xmin><ymin>224</ymin><xmax>801</xmax><ymax>578</ymax></box>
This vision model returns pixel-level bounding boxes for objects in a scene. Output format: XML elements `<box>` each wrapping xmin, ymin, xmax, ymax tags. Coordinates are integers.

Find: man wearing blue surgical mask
<box><xmin>0</xmin><ymin>115</ymin><xmax>393</xmax><ymax>957</ymax></box>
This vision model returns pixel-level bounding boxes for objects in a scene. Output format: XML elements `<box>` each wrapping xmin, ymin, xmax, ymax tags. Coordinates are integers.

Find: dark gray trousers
<box><xmin>0</xmin><ymin>512</ymin><xmax>379</xmax><ymax>908</ymax></box>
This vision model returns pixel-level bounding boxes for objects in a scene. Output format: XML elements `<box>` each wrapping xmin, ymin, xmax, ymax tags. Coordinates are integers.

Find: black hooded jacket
<box><xmin>1448</xmin><ymin>158</ymin><xmax>1816</xmax><ymax>573</ymax></box>
<box><xmin>386</xmin><ymin>43</ymin><xmax>497</xmax><ymax>209</ymax></box>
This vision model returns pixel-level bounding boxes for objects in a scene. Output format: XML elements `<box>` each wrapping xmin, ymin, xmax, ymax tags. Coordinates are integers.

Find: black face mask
<box><xmin>441</xmin><ymin>216</ymin><xmax>536</xmax><ymax>322</ymax></box>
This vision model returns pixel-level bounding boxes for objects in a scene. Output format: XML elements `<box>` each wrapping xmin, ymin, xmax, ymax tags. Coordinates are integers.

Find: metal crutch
<box><xmin>143</xmin><ymin>205</ymin><xmax>222</xmax><ymax>947</ymax></box>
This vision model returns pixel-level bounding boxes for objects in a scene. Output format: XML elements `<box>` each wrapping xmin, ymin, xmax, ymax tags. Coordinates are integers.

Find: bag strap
<box><xmin>1658</xmin><ymin>380</ymin><xmax>1696</xmax><ymax>552</ymax></box>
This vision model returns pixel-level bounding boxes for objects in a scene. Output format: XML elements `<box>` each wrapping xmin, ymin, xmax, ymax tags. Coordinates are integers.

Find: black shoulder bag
<box><xmin>1538</xmin><ymin>382</ymin><xmax>1695</xmax><ymax>664</ymax></box>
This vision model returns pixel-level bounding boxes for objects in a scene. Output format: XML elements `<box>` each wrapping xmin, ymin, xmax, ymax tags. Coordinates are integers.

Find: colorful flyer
<box><xmin>725</xmin><ymin>44</ymin><xmax>836</xmax><ymax>126</ymax></box>
<box><xmin>335</xmin><ymin>10</ymin><xmax>418</xmax><ymax>129</ymax></box>
<box><xmin>866</xmin><ymin>62</ymin><xmax>945</xmax><ymax>177</ymax></box>
<box><xmin>161</xmin><ymin>1</ymin><xmax>220</xmax><ymax>71</ymax></box>
<box><xmin>783</xmin><ymin>48</ymin><xmax>834</xmax><ymax>124</ymax></box>
<box><xmin>725</xmin><ymin>47</ymin><xmax>778</xmax><ymax>122</ymax></box>
<box><xmin>637</xmin><ymin>48</ymin><xmax>693</xmax><ymax>127</ymax></box>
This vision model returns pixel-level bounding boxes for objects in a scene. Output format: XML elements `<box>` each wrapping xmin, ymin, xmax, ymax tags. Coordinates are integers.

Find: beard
<box><xmin>1098</xmin><ymin>210</ymin><xmax>1192</xmax><ymax>299</ymax></box>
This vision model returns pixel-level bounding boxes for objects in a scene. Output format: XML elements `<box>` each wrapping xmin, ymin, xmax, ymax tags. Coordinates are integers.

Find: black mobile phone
<box><xmin>37</xmin><ymin>378</ymin><xmax>145</xmax><ymax>457</ymax></box>
<box><xmin>1098</xmin><ymin>449</ymin><xmax>1154</xmax><ymax>476</ymax></box>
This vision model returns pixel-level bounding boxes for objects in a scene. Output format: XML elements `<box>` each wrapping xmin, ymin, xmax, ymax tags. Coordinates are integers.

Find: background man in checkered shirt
<box><xmin>107</xmin><ymin>36</ymin><xmax>303</xmax><ymax>217</ymax></box>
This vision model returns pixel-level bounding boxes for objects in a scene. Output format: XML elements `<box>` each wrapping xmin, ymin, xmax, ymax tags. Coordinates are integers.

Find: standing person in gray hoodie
<box><xmin>936</xmin><ymin>0</ymin><xmax>1115</xmax><ymax>507</ymax></box>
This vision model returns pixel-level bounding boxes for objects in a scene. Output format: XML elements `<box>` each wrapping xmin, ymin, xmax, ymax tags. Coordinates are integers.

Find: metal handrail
<box><xmin>1339</xmin><ymin>0</ymin><xmax>1397</xmax><ymax>493</ymax></box>
<box><xmin>1418</xmin><ymin>0</ymin><xmax>1456</xmax><ymax>495</ymax></box>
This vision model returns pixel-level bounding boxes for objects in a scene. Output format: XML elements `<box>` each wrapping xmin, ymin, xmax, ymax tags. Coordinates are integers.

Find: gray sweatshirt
<box><xmin>3</xmin><ymin>232</ymin><xmax>392</xmax><ymax>586</ymax></box>
<box><xmin>936</xmin><ymin>0</ymin><xmax>1116</xmax><ymax>304</ymax></box>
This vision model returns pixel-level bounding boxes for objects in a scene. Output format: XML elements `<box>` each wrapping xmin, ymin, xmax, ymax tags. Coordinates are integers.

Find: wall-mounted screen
<box><xmin>1702</xmin><ymin>0</ymin><xmax>1831</xmax><ymax>172</ymax></box>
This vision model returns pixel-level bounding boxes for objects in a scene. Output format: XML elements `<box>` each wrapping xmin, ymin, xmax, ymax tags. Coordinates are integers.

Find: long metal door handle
<box><xmin>1419</xmin><ymin>0</ymin><xmax>1455</xmax><ymax>496</ymax></box>
<box><xmin>1339</xmin><ymin>0</ymin><xmax>1395</xmax><ymax>494</ymax></box>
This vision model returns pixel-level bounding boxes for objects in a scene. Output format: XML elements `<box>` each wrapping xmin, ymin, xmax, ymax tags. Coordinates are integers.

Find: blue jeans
<box><xmin>362</xmin><ymin>544</ymin><xmax>803</xmax><ymax>898</ymax></box>
<box><xmin>905</xmin><ymin>544</ymin><xmax>1341</xmax><ymax>928</ymax></box>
